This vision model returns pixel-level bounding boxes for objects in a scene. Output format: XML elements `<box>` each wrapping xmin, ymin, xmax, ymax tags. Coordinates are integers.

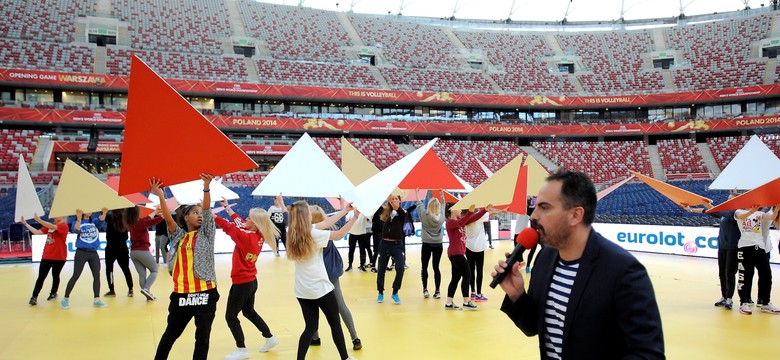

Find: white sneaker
<box><xmin>224</xmin><ymin>347</ymin><xmax>249</xmax><ymax>360</ymax></box>
<box><xmin>759</xmin><ymin>303</ymin><xmax>780</xmax><ymax>314</ymax></box>
<box><xmin>346</xmin><ymin>357</ymin><xmax>358</xmax><ymax>360</ymax></box>
<box><xmin>739</xmin><ymin>303</ymin><xmax>752</xmax><ymax>315</ymax></box>
<box><xmin>259</xmin><ymin>335</ymin><xmax>279</xmax><ymax>352</ymax></box>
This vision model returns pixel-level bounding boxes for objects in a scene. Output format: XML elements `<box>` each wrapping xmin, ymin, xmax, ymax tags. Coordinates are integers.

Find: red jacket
<box><xmin>129</xmin><ymin>216</ymin><xmax>164</xmax><ymax>251</ymax></box>
<box><xmin>215</xmin><ymin>213</ymin><xmax>265</xmax><ymax>284</ymax></box>
<box><xmin>445</xmin><ymin>209</ymin><xmax>486</xmax><ymax>257</ymax></box>
<box><xmin>41</xmin><ymin>222</ymin><xmax>69</xmax><ymax>261</ymax></box>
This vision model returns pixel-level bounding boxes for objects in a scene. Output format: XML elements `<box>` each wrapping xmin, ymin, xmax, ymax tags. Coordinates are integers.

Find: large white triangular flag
<box><xmin>170</xmin><ymin>178</ymin><xmax>239</xmax><ymax>205</ymax></box>
<box><xmin>351</xmin><ymin>139</ymin><xmax>438</xmax><ymax>216</ymax></box>
<box><xmin>709</xmin><ymin>135</ymin><xmax>780</xmax><ymax>190</ymax></box>
<box><xmin>251</xmin><ymin>133</ymin><xmax>355</xmax><ymax>198</ymax></box>
<box><xmin>49</xmin><ymin>159</ymin><xmax>135</xmax><ymax>218</ymax></box>
<box><xmin>14</xmin><ymin>155</ymin><xmax>44</xmax><ymax>222</ymax></box>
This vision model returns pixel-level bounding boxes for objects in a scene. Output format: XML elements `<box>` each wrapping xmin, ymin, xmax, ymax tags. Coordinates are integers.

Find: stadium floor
<box><xmin>1</xmin><ymin>239</ymin><xmax>778</xmax><ymax>359</ymax></box>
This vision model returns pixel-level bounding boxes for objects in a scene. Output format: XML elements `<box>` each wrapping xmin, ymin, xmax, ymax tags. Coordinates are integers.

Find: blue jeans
<box><xmin>376</xmin><ymin>241</ymin><xmax>405</xmax><ymax>294</ymax></box>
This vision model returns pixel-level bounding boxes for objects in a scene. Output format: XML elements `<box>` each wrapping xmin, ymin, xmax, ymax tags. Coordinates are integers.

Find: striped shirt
<box><xmin>172</xmin><ymin>231</ymin><xmax>216</xmax><ymax>293</ymax></box>
<box><xmin>543</xmin><ymin>258</ymin><xmax>580</xmax><ymax>359</ymax></box>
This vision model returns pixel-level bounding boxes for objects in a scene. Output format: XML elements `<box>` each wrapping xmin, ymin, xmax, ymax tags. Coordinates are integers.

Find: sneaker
<box><xmin>423</xmin><ymin>289</ymin><xmax>430</xmax><ymax>298</ymax></box>
<box><xmin>140</xmin><ymin>288</ymin><xmax>156</xmax><ymax>301</ymax></box>
<box><xmin>93</xmin><ymin>299</ymin><xmax>108</xmax><ymax>308</ymax></box>
<box><xmin>128</xmin><ymin>290</ymin><xmax>134</xmax><ymax>297</ymax></box>
<box><xmin>404</xmin><ymin>264</ymin><xmax>409</xmax><ymax>269</ymax></box>
<box><xmin>345</xmin><ymin>266</ymin><xmax>352</xmax><ymax>272</ymax></box>
<box><xmin>391</xmin><ymin>293</ymin><xmax>401</xmax><ymax>304</ymax></box>
<box><xmin>489</xmin><ymin>245</ymin><xmax>494</xmax><ymax>249</ymax></box>
<box><xmin>713</xmin><ymin>297</ymin><xmax>727</xmax><ymax>307</ymax></box>
<box><xmin>759</xmin><ymin>303</ymin><xmax>780</xmax><ymax>314</ymax></box>
<box><xmin>387</xmin><ymin>265</ymin><xmax>394</xmax><ymax>271</ymax></box>
<box><xmin>739</xmin><ymin>303</ymin><xmax>752</xmax><ymax>315</ymax></box>
<box><xmin>725</xmin><ymin>298</ymin><xmax>733</xmax><ymax>310</ymax></box>
<box><xmin>104</xmin><ymin>291</ymin><xmax>117</xmax><ymax>297</ymax></box>
<box><xmin>46</xmin><ymin>294</ymin><xmax>57</xmax><ymax>301</ymax></box>
<box><xmin>370</xmin><ymin>267</ymin><xmax>377</xmax><ymax>273</ymax></box>
<box><xmin>224</xmin><ymin>347</ymin><xmax>249</xmax><ymax>360</ymax></box>
<box><xmin>352</xmin><ymin>338</ymin><xmax>362</xmax><ymax>350</ymax></box>
<box><xmin>259</xmin><ymin>336</ymin><xmax>279</xmax><ymax>352</ymax></box>
<box><xmin>358</xmin><ymin>266</ymin><xmax>367</xmax><ymax>272</ymax></box>
<box><xmin>346</xmin><ymin>357</ymin><xmax>358</xmax><ymax>360</ymax></box>
<box><xmin>310</xmin><ymin>338</ymin><xmax>321</xmax><ymax>346</ymax></box>
<box><xmin>433</xmin><ymin>291</ymin><xmax>441</xmax><ymax>299</ymax></box>
<box><xmin>474</xmin><ymin>294</ymin><xmax>488</xmax><ymax>302</ymax></box>
<box><xmin>29</xmin><ymin>297</ymin><xmax>37</xmax><ymax>306</ymax></box>
<box><xmin>470</xmin><ymin>293</ymin><xmax>477</xmax><ymax>300</ymax></box>
<box><xmin>525</xmin><ymin>266</ymin><xmax>531</xmax><ymax>274</ymax></box>
<box><xmin>275</xmin><ymin>252</ymin><xmax>280</xmax><ymax>257</ymax></box>
<box><xmin>445</xmin><ymin>303</ymin><xmax>461</xmax><ymax>310</ymax></box>
<box><xmin>462</xmin><ymin>301</ymin><xmax>479</xmax><ymax>311</ymax></box>
<box><xmin>60</xmin><ymin>299</ymin><xmax>70</xmax><ymax>309</ymax></box>
<box><xmin>377</xmin><ymin>293</ymin><xmax>384</xmax><ymax>303</ymax></box>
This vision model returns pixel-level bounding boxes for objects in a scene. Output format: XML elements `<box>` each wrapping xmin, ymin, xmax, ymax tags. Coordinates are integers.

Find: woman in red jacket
<box><xmin>22</xmin><ymin>213</ymin><xmax>69</xmax><ymax>305</ymax></box>
<box><xmin>218</xmin><ymin>199</ymin><xmax>281</xmax><ymax>360</ymax></box>
<box><xmin>444</xmin><ymin>204</ymin><xmax>489</xmax><ymax>311</ymax></box>
<box><xmin>124</xmin><ymin>206</ymin><xmax>164</xmax><ymax>301</ymax></box>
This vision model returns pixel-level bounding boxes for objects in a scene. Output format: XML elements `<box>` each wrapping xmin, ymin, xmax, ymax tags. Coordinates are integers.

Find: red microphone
<box><xmin>490</xmin><ymin>227</ymin><xmax>539</xmax><ymax>289</ymax></box>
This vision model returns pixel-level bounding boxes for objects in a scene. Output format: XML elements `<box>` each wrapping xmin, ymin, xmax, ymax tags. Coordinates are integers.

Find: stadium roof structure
<box><xmin>265</xmin><ymin>0</ymin><xmax>769</xmax><ymax>24</ymax></box>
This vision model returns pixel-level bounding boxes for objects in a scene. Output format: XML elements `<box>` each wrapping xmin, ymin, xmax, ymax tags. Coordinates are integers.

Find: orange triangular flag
<box><xmin>629</xmin><ymin>170</ymin><xmax>711</xmax><ymax>206</ymax></box>
<box><xmin>494</xmin><ymin>164</ymin><xmax>528</xmax><ymax>214</ymax></box>
<box><xmin>138</xmin><ymin>206</ymin><xmax>156</xmax><ymax>218</ymax></box>
<box><xmin>398</xmin><ymin>149</ymin><xmax>463</xmax><ymax>190</ymax></box>
<box><xmin>105</xmin><ymin>176</ymin><xmax>151</xmax><ymax>204</ymax></box>
<box><xmin>119</xmin><ymin>56</ymin><xmax>256</xmax><ymax>195</ymax></box>
<box><xmin>707</xmin><ymin>176</ymin><xmax>780</xmax><ymax>213</ymax></box>
<box><xmin>431</xmin><ymin>190</ymin><xmax>459</xmax><ymax>203</ymax></box>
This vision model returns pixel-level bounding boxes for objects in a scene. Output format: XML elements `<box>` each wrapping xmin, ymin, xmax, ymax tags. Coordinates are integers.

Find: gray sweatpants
<box><xmin>313</xmin><ymin>277</ymin><xmax>358</xmax><ymax>341</ymax></box>
<box><xmin>130</xmin><ymin>250</ymin><xmax>158</xmax><ymax>291</ymax></box>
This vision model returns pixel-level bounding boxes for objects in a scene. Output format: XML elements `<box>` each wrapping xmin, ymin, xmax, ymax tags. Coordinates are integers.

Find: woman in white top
<box><xmin>286</xmin><ymin>200</ymin><xmax>359</xmax><ymax>360</ymax></box>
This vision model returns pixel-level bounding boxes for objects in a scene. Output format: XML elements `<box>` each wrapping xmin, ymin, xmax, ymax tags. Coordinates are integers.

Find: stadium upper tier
<box><xmin>0</xmin><ymin>0</ymin><xmax>777</xmax><ymax>96</ymax></box>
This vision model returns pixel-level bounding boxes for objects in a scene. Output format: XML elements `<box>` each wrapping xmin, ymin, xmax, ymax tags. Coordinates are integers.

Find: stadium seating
<box><xmin>0</xmin><ymin>39</ymin><xmax>94</xmax><ymax>74</ymax></box>
<box><xmin>656</xmin><ymin>138</ymin><xmax>708</xmax><ymax>175</ymax></box>
<box><xmin>0</xmin><ymin>129</ymin><xmax>40</xmax><ymax>171</ymax></box>
<box><xmin>255</xmin><ymin>59</ymin><xmax>380</xmax><ymax>88</ymax></box>
<box><xmin>0</xmin><ymin>0</ymin><xmax>94</xmax><ymax>43</ymax></box>
<box><xmin>379</xmin><ymin>67</ymin><xmax>496</xmax><ymax>94</ymax></box>
<box><xmin>455</xmin><ymin>31</ymin><xmax>577</xmax><ymax>95</ymax></box>
<box><xmin>106</xmin><ymin>48</ymin><xmax>248</xmax><ymax>81</ymax></box>
<box><xmin>112</xmin><ymin>0</ymin><xmax>231</xmax><ymax>54</ymax></box>
<box><xmin>532</xmin><ymin>140</ymin><xmax>652</xmax><ymax>185</ymax></box>
<box><xmin>313</xmin><ymin>137</ymin><xmax>342</xmax><ymax>167</ymax></box>
<box><xmin>556</xmin><ymin>31</ymin><xmax>665</xmax><ymax>95</ymax></box>
<box><xmin>349</xmin><ymin>15</ymin><xmax>463</xmax><ymax>70</ymax></box>
<box><xmin>238</xmin><ymin>0</ymin><xmax>352</xmax><ymax>62</ymax></box>
<box><xmin>665</xmin><ymin>14</ymin><xmax>771</xmax><ymax>91</ymax></box>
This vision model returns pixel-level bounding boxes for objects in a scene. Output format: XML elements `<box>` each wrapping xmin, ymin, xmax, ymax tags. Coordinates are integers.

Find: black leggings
<box><xmin>348</xmin><ymin>233</ymin><xmax>372</xmax><ymax>267</ymax></box>
<box><xmin>105</xmin><ymin>247</ymin><xmax>134</xmax><ymax>292</ymax></box>
<box><xmin>483</xmin><ymin>222</ymin><xmax>492</xmax><ymax>246</ymax></box>
<box><xmin>466</xmin><ymin>249</ymin><xmax>485</xmax><ymax>295</ymax></box>
<box><xmin>718</xmin><ymin>248</ymin><xmax>738</xmax><ymax>299</ymax></box>
<box><xmin>155</xmin><ymin>288</ymin><xmax>220</xmax><ymax>360</ymax></box>
<box><xmin>225</xmin><ymin>280</ymin><xmax>272</xmax><ymax>348</ymax></box>
<box><xmin>421</xmin><ymin>243</ymin><xmax>443</xmax><ymax>291</ymax></box>
<box><xmin>64</xmin><ymin>249</ymin><xmax>101</xmax><ymax>298</ymax></box>
<box><xmin>32</xmin><ymin>259</ymin><xmax>66</xmax><ymax>298</ymax></box>
<box><xmin>447</xmin><ymin>255</ymin><xmax>471</xmax><ymax>298</ymax></box>
<box><xmin>296</xmin><ymin>291</ymin><xmax>348</xmax><ymax>360</ymax></box>
<box><xmin>737</xmin><ymin>246</ymin><xmax>773</xmax><ymax>305</ymax></box>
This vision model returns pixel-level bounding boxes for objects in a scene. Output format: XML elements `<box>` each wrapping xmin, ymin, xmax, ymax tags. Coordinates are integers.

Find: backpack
<box><xmin>403</xmin><ymin>212</ymin><xmax>415</xmax><ymax>237</ymax></box>
<box><xmin>322</xmin><ymin>241</ymin><xmax>344</xmax><ymax>279</ymax></box>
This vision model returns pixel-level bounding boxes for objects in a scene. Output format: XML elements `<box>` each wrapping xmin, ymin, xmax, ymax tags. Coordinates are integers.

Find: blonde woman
<box><xmin>415</xmin><ymin>189</ymin><xmax>446</xmax><ymax>299</ymax></box>
<box><xmin>287</xmin><ymin>200</ymin><xmax>359</xmax><ymax>360</ymax></box>
<box><xmin>309</xmin><ymin>205</ymin><xmax>363</xmax><ymax>351</ymax></box>
<box><xmin>218</xmin><ymin>199</ymin><xmax>282</xmax><ymax>360</ymax></box>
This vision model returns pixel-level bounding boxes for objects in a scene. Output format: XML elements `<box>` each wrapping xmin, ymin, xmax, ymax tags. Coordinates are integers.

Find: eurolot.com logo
<box><xmin>617</xmin><ymin>231</ymin><xmax>716</xmax><ymax>254</ymax></box>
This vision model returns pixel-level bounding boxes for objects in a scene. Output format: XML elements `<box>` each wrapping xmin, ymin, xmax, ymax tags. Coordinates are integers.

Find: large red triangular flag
<box><xmin>494</xmin><ymin>164</ymin><xmax>528</xmax><ymax>214</ymax></box>
<box><xmin>397</xmin><ymin>149</ymin><xmax>463</xmax><ymax>190</ymax></box>
<box><xmin>431</xmin><ymin>190</ymin><xmax>460</xmax><ymax>203</ymax></box>
<box><xmin>707</xmin><ymin>176</ymin><xmax>780</xmax><ymax>213</ymax></box>
<box><xmin>105</xmin><ymin>176</ymin><xmax>151</xmax><ymax>204</ymax></box>
<box><xmin>119</xmin><ymin>56</ymin><xmax>256</xmax><ymax>195</ymax></box>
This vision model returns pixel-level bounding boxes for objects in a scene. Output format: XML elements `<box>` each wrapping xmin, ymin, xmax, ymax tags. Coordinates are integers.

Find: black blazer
<box><xmin>501</xmin><ymin>228</ymin><xmax>665</xmax><ymax>359</ymax></box>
